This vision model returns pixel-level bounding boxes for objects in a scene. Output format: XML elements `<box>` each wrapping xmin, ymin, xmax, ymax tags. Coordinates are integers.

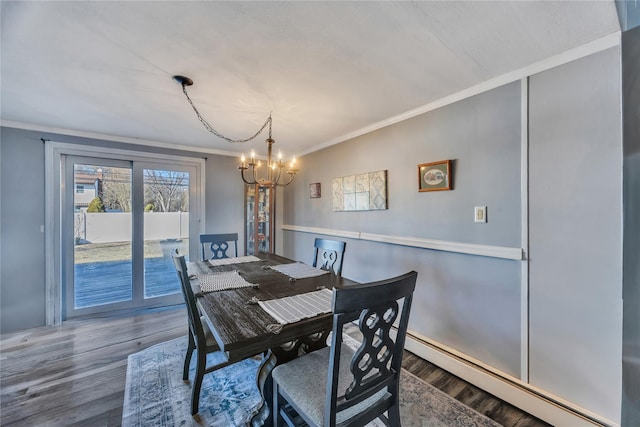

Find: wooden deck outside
<box><xmin>73</xmin><ymin>239</ymin><xmax>189</xmax><ymax>308</ymax></box>
<box><xmin>74</xmin><ymin>257</ymin><xmax>181</xmax><ymax>307</ymax></box>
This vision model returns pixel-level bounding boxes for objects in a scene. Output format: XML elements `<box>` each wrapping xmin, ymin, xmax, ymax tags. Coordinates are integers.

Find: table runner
<box><xmin>258</xmin><ymin>288</ymin><xmax>333</xmax><ymax>325</ymax></box>
<box><xmin>270</xmin><ymin>262</ymin><xmax>330</xmax><ymax>279</ymax></box>
<box><xmin>207</xmin><ymin>255</ymin><xmax>262</xmax><ymax>267</ymax></box>
<box><xmin>197</xmin><ymin>270</ymin><xmax>258</xmax><ymax>293</ymax></box>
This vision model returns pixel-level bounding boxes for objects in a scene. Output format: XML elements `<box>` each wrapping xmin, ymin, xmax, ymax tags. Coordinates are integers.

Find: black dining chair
<box><xmin>272</xmin><ymin>271</ymin><xmax>418</xmax><ymax>427</ymax></box>
<box><xmin>312</xmin><ymin>238</ymin><xmax>346</xmax><ymax>276</ymax></box>
<box><xmin>200</xmin><ymin>233</ymin><xmax>238</xmax><ymax>261</ymax></box>
<box><xmin>171</xmin><ymin>249</ymin><xmax>244</xmax><ymax>415</ymax></box>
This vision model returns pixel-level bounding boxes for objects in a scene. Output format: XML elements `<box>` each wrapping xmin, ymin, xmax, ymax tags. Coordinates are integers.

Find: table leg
<box><xmin>249</xmin><ymin>330</ymin><xmax>330</xmax><ymax>426</ymax></box>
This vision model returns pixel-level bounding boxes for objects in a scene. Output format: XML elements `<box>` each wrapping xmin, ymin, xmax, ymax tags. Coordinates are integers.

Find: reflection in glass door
<box><xmin>143</xmin><ymin>168</ymin><xmax>190</xmax><ymax>298</ymax></box>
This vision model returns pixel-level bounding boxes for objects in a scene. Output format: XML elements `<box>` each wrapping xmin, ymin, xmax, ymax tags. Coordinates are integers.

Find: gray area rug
<box><xmin>123</xmin><ymin>336</ymin><xmax>500</xmax><ymax>426</ymax></box>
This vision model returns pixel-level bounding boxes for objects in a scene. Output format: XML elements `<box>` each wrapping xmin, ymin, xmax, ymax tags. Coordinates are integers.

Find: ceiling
<box><xmin>0</xmin><ymin>1</ymin><xmax>620</xmax><ymax>158</ymax></box>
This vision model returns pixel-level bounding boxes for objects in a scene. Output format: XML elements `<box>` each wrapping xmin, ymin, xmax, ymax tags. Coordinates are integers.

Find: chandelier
<box><xmin>173</xmin><ymin>75</ymin><xmax>299</xmax><ymax>187</ymax></box>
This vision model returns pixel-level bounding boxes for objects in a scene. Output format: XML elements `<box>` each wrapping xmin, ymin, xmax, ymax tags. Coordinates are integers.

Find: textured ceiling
<box><xmin>0</xmin><ymin>1</ymin><xmax>620</xmax><ymax>157</ymax></box>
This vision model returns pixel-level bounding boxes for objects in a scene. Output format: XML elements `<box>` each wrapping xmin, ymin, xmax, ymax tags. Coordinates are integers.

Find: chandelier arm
<box><xmin>273</xmin><ymin>165</ymin><xmax>283</xmax><ymax>185</ymax></box>
<box><xmin>274</xmin><ymin>172</ymin><xmax>297</xmax><ymax>187</ymax></box>
<box><xmin>240</xmin><ymin>169</ymin><xmax>255</xmax><ymax>185</ymax></box>
<box><xmin>180</xmin><ymin>82</ymin><xmax>271</xmax><ymax>144</ymax></box>
<box><xmin>252</xmin><ymin>164</ymin><xmax>260</xmax><ymax>185</ymax></box>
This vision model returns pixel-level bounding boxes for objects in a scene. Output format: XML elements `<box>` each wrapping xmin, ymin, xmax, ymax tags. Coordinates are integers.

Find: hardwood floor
<box><xmin>0</xmin><ymin>306</ymin><xmax>550</xmax><ymax>427</ymax></box>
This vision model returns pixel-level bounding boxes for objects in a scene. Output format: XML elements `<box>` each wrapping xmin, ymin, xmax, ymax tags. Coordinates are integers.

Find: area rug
<box><xmin>123</xmin><ymin>336</ymin><xmax>501</xmax><ymax>427</ymax></box>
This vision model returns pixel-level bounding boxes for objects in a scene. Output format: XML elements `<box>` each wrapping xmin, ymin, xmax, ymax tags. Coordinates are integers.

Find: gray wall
<box><xmin>282</xmin><ymin>48</ymin><xmax>623</xmax><ymax>423</ymax></box>
<box><xmin>0</xmin><ymin>127</ymin><xmax>244</xmax><ymax>333</ymax></box>
<box><xmin>622</xmin><ymin>24</ymin><xmax>640</xmax><ymax>427</ymax></box>
<box><xmin>529</xmin><ymin>46</ymin><xmax>622</xmax><ymax>423</ymax></box>
<box><xmin>282</xmin><ymin>81</ymin><xmax>524</xmax><ymax>377</ymax></box>
<box><xmin>0</xmin><ymin>129</ymin><xmax>47</xmax><ymax>332</ymax></box>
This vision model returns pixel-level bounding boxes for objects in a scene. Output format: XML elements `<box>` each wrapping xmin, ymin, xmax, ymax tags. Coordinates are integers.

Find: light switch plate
<box><xmin>475</xmin><ymin>206</ymin><xmax>487</xmax><ymax>223</ymax></box>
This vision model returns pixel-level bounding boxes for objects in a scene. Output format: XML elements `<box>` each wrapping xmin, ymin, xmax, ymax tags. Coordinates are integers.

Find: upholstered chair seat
<box><xmin>272</xmin><ymin>344</ymin><xmax>390</xmax><ymax>426</ymax></box>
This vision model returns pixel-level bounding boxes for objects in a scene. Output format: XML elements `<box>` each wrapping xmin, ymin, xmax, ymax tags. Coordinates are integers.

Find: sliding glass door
<box><xmin>63</xmin><ymin>156</ymin><xmax>198</xmax><ymax>318</ymax></box>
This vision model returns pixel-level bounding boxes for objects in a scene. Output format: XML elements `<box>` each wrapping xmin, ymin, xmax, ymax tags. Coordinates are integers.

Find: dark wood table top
<box><xmin>188</xmin><ymin>253</ymin><xmax>356</xmax><ymax>359</ymax></box>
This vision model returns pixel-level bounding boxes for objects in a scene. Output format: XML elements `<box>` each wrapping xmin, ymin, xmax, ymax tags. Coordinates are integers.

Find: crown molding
<box><xmin>0</xmin><ymin>120</ymin><xmax>239</xmax><ymax>158</ymax></box>
<box><xmin>299</xmin><ymin>31</ymin><xmax>621</xmax><ymax>156</ymax></box>
<box><xmin>2</xmin><ymin>32</ymin><xmax>620</xmax><ymax>158</ymax></box>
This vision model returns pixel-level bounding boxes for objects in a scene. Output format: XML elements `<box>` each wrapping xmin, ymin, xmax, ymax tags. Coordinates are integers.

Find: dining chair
<box><xmin>171</xmin><ymin>249</ymin><xmax>243</xmax><ymax>415</ymax></box>
<box><xmin>200</xmin><ymin>232</ymin><xmax>238</xmax><ymax>261</ymax></box>
<box><xmin>312</xmin><ymin>238</ymin><xmax>346</xmax><ymax>276</ymax></box>
<box><xmin>272</xmin><ymin>271</ymin><xmax>418</xmax><ymax>427</ymax></box>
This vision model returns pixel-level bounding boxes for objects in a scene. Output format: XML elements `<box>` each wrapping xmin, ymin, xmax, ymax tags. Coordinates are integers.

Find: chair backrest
<box><xmin>312</xmin><ymin>238</ymin><xmax>346</xmax><ymax>275</ymax></box>
<box><xmin>325</xmin><ymin>271</ymin><xmax>417</xmax><ymax>426</ymax></box>
<box><xmin>200</xmin><ymin>233</ymin><xmax>238</xmax><ymax>261</ymax></box>
<box><xmin>171</xmin><ymin>250</ymin><xmax>207</xmax><ymax>347</ymax></box>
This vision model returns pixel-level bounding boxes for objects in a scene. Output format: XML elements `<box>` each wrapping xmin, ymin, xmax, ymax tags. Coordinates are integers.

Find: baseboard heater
<box><xmin>403</xmin><ymin>331</ymin><xmax>616</xmax><ymax>427</ymax></box>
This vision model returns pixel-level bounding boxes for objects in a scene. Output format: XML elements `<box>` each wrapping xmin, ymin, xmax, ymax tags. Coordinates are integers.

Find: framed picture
<box><xmin>418</xmin><ymin>160</ymin><xmax>452</xmax><ymax>192</ymax></box>
<box><xmin>333</xmin><ymin>170</ymin><xmax>388</xmax><ymax>211</ymax></box>
<box><xmin>309</xmin><ymin>182</ymin><xmax>321</xmax><ymax>198</ymax></box>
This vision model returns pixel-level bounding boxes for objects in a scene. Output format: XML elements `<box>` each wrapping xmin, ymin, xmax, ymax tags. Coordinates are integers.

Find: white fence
<box><xmin>74</xmin><ymin>212</ymin><xmax>189</xmax><ymax>243</ymax></box>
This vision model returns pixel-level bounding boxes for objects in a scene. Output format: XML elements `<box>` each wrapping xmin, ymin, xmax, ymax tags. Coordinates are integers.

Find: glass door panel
<box><xmin>246</xmin><ymin>185</ymin><xmax>256</xmax><ymax>255</ymax></box>
<box><xmin>142</xmin><ymin>168</ymin><xmax>189</xmax><ymax>298</ymax></box>
<box><xmin>245</xmin><ymin>184</ymin><xmax>273</xmax><ymax>254</ymax></box>
<box><xmin>257</xmin><ymin>186</ymin><xmax>271</xmax><ymax>253</ymax></box>
<box><xmin>70</xmin><ymin>161</ymin><xmax>133</xmax><ymax>311</ymax></box>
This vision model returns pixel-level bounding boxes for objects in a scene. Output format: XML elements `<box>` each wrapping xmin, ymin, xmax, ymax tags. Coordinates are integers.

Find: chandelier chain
<box><xmin>181</xmin><ymin>83</ymin><xmax>272</xmax><ymax>143</ymax></box>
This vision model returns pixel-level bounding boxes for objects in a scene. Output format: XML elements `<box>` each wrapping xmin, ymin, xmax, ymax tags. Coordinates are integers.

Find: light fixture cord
<box><xmin>180</xmin><ymin>82</ymin><xmax>272</xmax><ymax>143</ymax></box>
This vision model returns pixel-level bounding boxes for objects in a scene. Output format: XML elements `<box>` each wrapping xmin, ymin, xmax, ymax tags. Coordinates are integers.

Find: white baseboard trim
<box><xmin>281</xmin><ymin>224</ymin><xmax>523</xmax><ymax>260</ymax></box>
<box><xmin>404</xmin><ymin>331</ymin><xmax>618</xmax><ymax>427</ymax></box>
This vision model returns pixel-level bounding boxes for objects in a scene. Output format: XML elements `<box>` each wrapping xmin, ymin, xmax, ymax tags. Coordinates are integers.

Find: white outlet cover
<box><xmin>475</xmin><ymin>206</ymin><xmax>487</xmax><ymax>223</ymax></box>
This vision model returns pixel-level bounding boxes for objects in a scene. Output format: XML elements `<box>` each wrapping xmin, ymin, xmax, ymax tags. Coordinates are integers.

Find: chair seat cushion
<box><xmin>272</xmin><ymin>344</ymin><xmax>389</xmax><ymax>426</ymax></box>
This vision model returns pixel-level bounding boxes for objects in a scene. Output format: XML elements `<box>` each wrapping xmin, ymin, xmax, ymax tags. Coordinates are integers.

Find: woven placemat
<box><xmin>258</xmin><ymin>288</ymin><xmax>333</xmax><ymax>325</ymax></box>
<box><xmin>270</xmin><ymin>262</ymin><xmax>329</xmax><ymax>279</ymax></box>
<box><xmin>197</xmin><ymin>270</ymin><xmax>257</xmax><ymax>293</ymax></box>
<box><xmin>207</xmin><ymin>255</ymin><xmax>261</xmax><ymax>266</ymax></box>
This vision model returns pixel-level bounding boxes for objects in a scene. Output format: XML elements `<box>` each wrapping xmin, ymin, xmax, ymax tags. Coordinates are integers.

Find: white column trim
<box><xmin>520</xmin><ymin>77</ymin><xmax>530</xmax><ymax>382</ymax></box>
<box><xmin>44</xmin><ymin>142</ymin><xmax>62</xmax><ymax>326</ymax></box>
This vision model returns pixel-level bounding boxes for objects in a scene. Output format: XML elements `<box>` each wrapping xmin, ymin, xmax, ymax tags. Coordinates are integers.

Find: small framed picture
<box><xmin>418</xmin><ymin>160</ymin><xmax>452</xmax><ymax>192</ymax></box>
<box><xmin>309</xmin><ymin>182</ymin><xmax>321</xmax><ymax>198</ymax></box>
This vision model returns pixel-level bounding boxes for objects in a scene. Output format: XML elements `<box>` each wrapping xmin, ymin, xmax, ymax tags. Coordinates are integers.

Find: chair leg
<box><xmin>191</xmin><ymin>349</ymin><xmax>206</xmax><ymax>415</ymax></box>
<box><xmin>272</xmin><ymin>381</ymin><xmax>280</xmax><ymax>427</ymax></box>
<box><xmin>183</xmin><ymin>333</ymin><xmax>195</xmax><ymax>381</ymax></box>
<box><xmin>387</xmin><ymin>403</ymin><xmax>401</xmax><ymax>426</ymax></box>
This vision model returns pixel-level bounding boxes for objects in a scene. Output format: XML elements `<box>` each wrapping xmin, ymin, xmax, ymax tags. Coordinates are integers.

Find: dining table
<box><xmin>187</xmin><ymin>253</ymin><xmax>358</xmax><ymax>427</ymax></box>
